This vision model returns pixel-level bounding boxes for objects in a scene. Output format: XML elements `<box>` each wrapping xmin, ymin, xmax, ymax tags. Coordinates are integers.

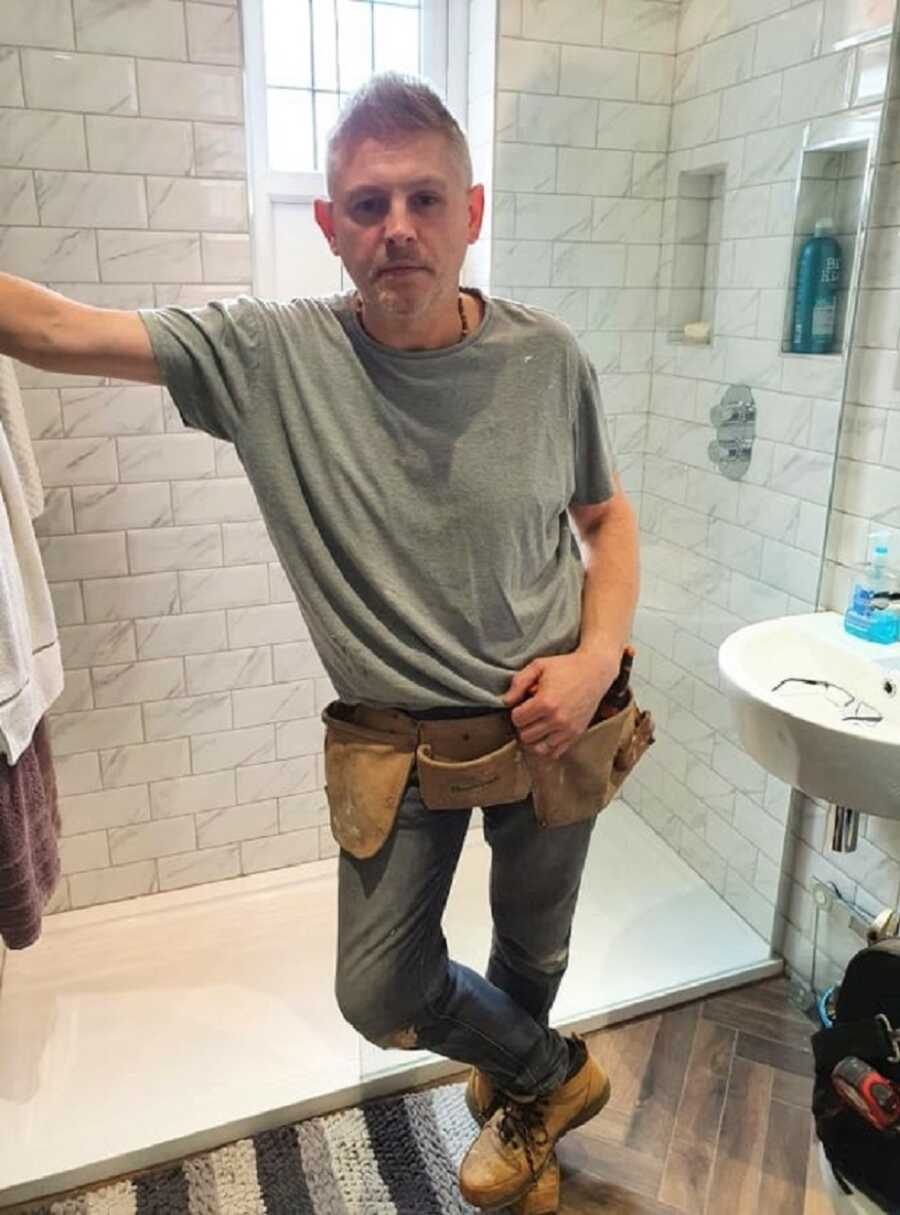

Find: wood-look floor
<box><xmin>552</xmin><ymin>977</ymin><xmax>832</xmax><ymax>1215</ymax></box>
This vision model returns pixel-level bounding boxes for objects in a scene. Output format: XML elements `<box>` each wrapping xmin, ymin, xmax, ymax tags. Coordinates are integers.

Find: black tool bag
<box><xmin>812</xmin><ymin>939</ymin><xmax>900</xmax><ymax>1212</ymax></box>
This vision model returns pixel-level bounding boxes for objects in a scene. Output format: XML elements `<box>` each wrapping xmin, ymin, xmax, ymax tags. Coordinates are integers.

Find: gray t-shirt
<box><xmin>138</xmin><ymin>291</ymin><xmax>615</xmax><ymax>711</ymax></box>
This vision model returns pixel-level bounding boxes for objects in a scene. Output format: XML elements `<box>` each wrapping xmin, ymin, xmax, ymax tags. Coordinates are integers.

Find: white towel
<box><xmin>0</xmin><ymin>420</ymin><xmax>63</xmax><ymax>764</ymax></box>
<box><xmin>0</xmin><ymin>356</ymin><xmax>44</xmax><ymax>520</ymax></box>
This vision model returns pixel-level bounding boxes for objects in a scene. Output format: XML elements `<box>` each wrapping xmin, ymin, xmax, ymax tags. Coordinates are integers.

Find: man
<box><xmin>2</xmin><ymin>74</ymin><xmax>640</xmax><ymax>1212</ymax></box>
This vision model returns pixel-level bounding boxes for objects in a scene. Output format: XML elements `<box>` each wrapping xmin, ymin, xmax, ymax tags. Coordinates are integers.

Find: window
<box><xmin>263</xmin><ymin>0</ymin><xmax>424</xmax><ymax>174</ymax></box>
<box><xmin>242</xmin><ymin>0</ymin><xmax>469</xmax><ymax>297</ymax></box>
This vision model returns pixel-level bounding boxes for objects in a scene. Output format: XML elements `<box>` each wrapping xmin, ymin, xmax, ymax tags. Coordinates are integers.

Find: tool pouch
<box><xmin>416</xmin><ymin>737</ymin><xmax>531</xmax><ymax>811</ymax></box>
<box><xmin>523</xmin><ymin>695</ymin><xmax>655</xmax><ymax>829</ymax></box>
<box><xmin>322</xmin><ymin>702</ymin><xmax>415</xmax><ymax>860</ymax></box>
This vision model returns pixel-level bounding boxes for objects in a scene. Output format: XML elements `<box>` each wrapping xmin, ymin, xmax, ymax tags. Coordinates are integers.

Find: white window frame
<box><xmin>241</xmin><ymin>0</ymin><xmax>470</xmax><ymax>298</ymax></box>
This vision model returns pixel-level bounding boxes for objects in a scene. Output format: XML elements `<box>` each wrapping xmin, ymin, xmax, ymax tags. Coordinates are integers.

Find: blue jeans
<box><xmin>335</xmin><ymin>765</ymin><xmax>596</xmax><ymax>1099</ymax></box>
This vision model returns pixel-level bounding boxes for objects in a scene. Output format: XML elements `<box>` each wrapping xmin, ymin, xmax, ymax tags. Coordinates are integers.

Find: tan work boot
<box><xmin>510</xmin><ymin>1152</ymin><xmax>560</xmax><ymax>1215</ymax></box>
<box><xmin>465</xmin><ymin>1067</ymin><xmax>499</xmax><ymax>1126</ymax></box>
<box><xmin>465</xmin><ymin>1070</ymin><xmax>561</xmax><ymax>1213</ymax></box>
<box><xmin>458</xmin><ymin>1036</ymin><xmax>609</xmax><ymax>1211</ymax></box>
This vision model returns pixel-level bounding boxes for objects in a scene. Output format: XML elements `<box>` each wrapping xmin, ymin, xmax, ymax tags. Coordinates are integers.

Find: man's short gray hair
<box><xmin>326</xmin><ymin>72</ymin><xmax>473</xmax><ymax>193</ymax></box>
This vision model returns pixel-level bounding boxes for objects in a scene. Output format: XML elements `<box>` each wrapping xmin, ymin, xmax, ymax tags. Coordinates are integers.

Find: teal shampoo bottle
<box><xmin>791</xmin><ymin>218</ymin><xmax>842</xmax><ymax>354</ymax></box>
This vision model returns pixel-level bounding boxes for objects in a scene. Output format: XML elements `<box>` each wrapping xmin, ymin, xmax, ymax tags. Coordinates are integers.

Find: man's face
<box><xmin>315</xmin><ymin>131</ymin><xmax>484</xmax><ymax>320</ymax></box>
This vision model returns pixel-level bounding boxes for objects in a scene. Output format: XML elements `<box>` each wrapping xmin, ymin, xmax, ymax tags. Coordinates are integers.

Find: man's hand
<box><xmin>503</xmin><ymin>648</ymin><xmax>620</xmax><ymax>760</ymax></box>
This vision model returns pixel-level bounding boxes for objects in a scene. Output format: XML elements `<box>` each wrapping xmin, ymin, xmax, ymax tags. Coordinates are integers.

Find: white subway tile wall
<box><xmin>3</xmin><ymin>0</ymin><xmax>899</xmax><ymax>1000</ymax></box>
<box><xmin>495</xmin><ymin>0</ymin><xmax>899</xmax><ymax>972</ymax></box>
<box><xmin>1</xmin><ymin>0</ymin><xmax>340</xmax><ymax>920</ymax></box>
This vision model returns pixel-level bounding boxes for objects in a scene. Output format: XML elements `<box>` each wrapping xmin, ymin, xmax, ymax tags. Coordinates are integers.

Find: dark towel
<box><xmin>0</xmin><ymin>718</ymin><xmax>61</xmax><ymax>949</ymax></box>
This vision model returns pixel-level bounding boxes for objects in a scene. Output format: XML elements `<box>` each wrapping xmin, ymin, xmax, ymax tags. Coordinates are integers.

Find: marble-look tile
<box><xmin>552</xmin><ymin>242</ymin><xmax>626</xmax><ymax>288</ymax></box>
<box><xmin>670</xmin><ymin>93</ymin><xmax>721</xmax><ymax>150</ymax></box>
<box><xmin>159</xmin><ymin>845</ymin><xmax>241</xmax><ymax>891</ymax></box>
<box><xmin>61</xmin><ymin>384</ymin><xmax>163</xmax><ymax>436</ymax></box>
<box><xmin>0</xmin><ymin>108</ymin><xmax>87</xmax><ymax>170</ymax></box>
<box><xmin>52</xmin><ymin>705</ymin><xmax>144</xmax><ymax>758</ymax></box>
<box><xmin>822</xmin><ymin>0</ymin><xmax>893</xmax><ymax>49</ymax></box>
<box><xmin>84</xmin><ymin>572</ymin><xmax>179</xmax><ymax>622</ymax></box>
<box><xmin>128</xmin><ymin>524</ymin><xmax>223</xmax><ymax>574</ymax></box>
<box><xmin>597</xmin><ymin>101</ymin><xmax>669</xmax><ymax>152</ymax></box>
<box><xmin>222</xmin><ymin>521</ymin><xmax>277</xmax><ymax>565</ymax></box>
<box><xmin>521</xmin><ymin>0</ymin><xmax>604</xmax><ymax>46</ymax></box>
<box><xmin>780</xmin><ymin>50</ymin><xmax>855</xmax><ymax>122</ymax></box>
<box><xmin>637</xmin><ymin>53</ymin><xmax>673</xmax><ymax>104</ymax></box>
<box><xmin>35</xmin><ymin>170</ymin><xmax>147</xmax><ymax>229</ymax></box>
<box><xmin>22</xmin><ymin>48</ymin><xmax>137</xmax><ymax>115</ymax></box>
<box><xmin>109</xmin><ymin>816</ymin><xmax>195</xmax><ymax>865</ymax></box>
<box><xmin>0</xmin><ymin>48</ymin><xmax>24</xmax><ymax>107</ymax></box>
<box><xmin>73</xmin><ymin>483</ymin><xmax>172</xmax><ymax>532</ymax></box>
<box><xmin>185</xmin><ymin>2</ymin><xmax>242</xmax><ymax>65</ymax></box>
<box><xmin>196</xmin><ymin>802</ymin><xmax>277</xmax><ymax>849</ymax></box>
<box><xmin>235</xmin><ymin>754</ymin><xmax>317</xmax><ymax>801</ymax></box>
<box><xmin>272</xmin><ymin>642</ymin><xmax>327</xmax><ymax>684</ymax></box>
<box><xmin>676</xmin><ymin>0</ymin><xmax>730</xmax><ymax>55</ymax></box>
<box><xmin>719</xmin><ymin>77</ymin><xmax>783</xmax><ymax>141</ymax></box>
<box><xmin>150</xmin><ymin>770</ymin><xmax>235</xmax><ymax>818</ymax></box>
<box><xmin>854</xmin><ymin>35</ymin><xmax>890</xmax><ymax>106</ymax></box>
<box><xmin>0</xmin><ymin>168</ymin><xmax>37</xmax><ymax>223</ymax></box>
<box><xmin>761</xmin><ymin>5</ymin><xmax>825</xmax><ymax>75</ymax></box>
<box><xmin>49</xmin><ymin>582</ymin><xmax>84</xmax><ymax>627</ymax></box>
<box><xmin>93</xmin><ymin>658</ymin><xmax>186</xmax><ymax>708</ymax></box>
<box><xmin>556</xmin><ymin>148</ymin><xmax>632</xmax><ymax>196</ymax></box>
<box><xmin>86</xmin><ymin>116</ymin><xmax>194</xmax><ymax>175</ymax></box>
<box><xmin>492</xmin><ymin>238</ymin><xmax>552</xmax><ymax>285</ymax></box>
<box><xmin>593</xmin><ymin>197</ymin><xmax>662</xmax><ymax>244</ymax></box>
<box><xmin>498</xmin><ymin>37</ymin><xmax>559</xmax><ymax>95</ymax></box>
<box><xmin>69</xmin><ymin>860</ymin><xmax>157</xmax><ymax>908</ymax></box>
<box><xmin>201</xmin><ymin>233</ymin><xmax>251</xmax><ymax>281</ymax></box>
<box><xmin>147</xmin><ymin>177</ymin><xmax>247</xmax><ymax>231</ymax></box>
<box><xmin>227</xmin><ymin>602</ymin><xmax>308</xmax><ymax>648</ymax></box>
<box><xmin>0</xmin><ymin>0</ymin><xmax>74</xmax><ymax>49</ymax></box>
<box><xmin>98</xmin><ymin>231</ymin><xmax>202</xmax><ymax>283</ymax></box>
<box><xmin>137</xmin><ymin>60</ymin><xmax>243</xmax><ymax>122</ymax></box>
<box><xmin>517</xmin><ymin>93</ymin><xmax>597</xmax><ymax>148</ymax></box>
<box><xmin>697</xmin><ymin>27</ymin><xmax>755</xmax><ymax>94</ymax></box>
<box><xmin>499</xmin><ymin>0</ymin><xmax>522</xmax><ymax>35</ymax></box>
<box><xmin>73</xmin><ymin>0</ymin><xmax>187</xmax><ymax>59</ymax></box>
<box><xmin>193</xmin><ymin>122</ymin><xmax>246</xmax><ymax>177</ymax></box>
<box><xmin>631</xmin><ymin>152</ymin><xmax>666</xmax><ymax>198</ymax></box>
<box><xmin>604</xmin><ymin>0</ymin><xmax>677</xmax><ymax>54</ymax></box>
<box><xmin>179</xmin><ymin>564</ymin><xmax>268</xmax><ymax>612</ymax></box>
<box><xmin>60</xmin><ymin>785</ymin><xmax>149</xmax><ymax>835</ymax></box>
<box><xmin>172</xmin><ymin>477</ymin><xmax>259</xmax><ymax>524</ymax></box>
<box><xmin>60</xmin><ymin>625</ymin><xmax>136</xmax><ymax>678</ymax></box>
<box><xmin>514</xmin><ymin>194</ymin><xmax>591</xmax><ymax>241</ymax></box>
<box><xmin>136</xmin><ymin>611</ymin><xmax>228</xmax><ymax>660</ymax></box>
<box><xmin>673</xmin><ymin>47</ymin><xmax>699</xmax><ymax>104</ymax></box>
<box><xmin>559</xmin><ymin>46</ymin><xmax>638</xmax><ymax>101</ymax></box>
<box><xmin>185</xmin><ymin>647</ymin><xmax>272</xmax><ymax>695</ymax></box>
<box><xmin>494</xmin><ymin>142</ymin><xmax>556</xmax><ymax>193</ymax></box>
<box><xmin>143</xmin><ymin>692</ymin><xmax>233</xmax><ymax>742</ymax></box>
<box><xmin>741</xmin><ymin>125</ymin><xmax>804</xmax><ymax>186</ymax></box>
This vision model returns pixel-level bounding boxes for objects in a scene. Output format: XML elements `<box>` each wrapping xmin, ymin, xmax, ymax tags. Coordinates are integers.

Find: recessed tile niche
<box><xmin>668</xmin><ymin>168</ymin><xmax>725</xmax><ymax>345</ymax></box>
<box><xmin>781</xmin><ymin>143</ymin><xmax>869</xmax><ymax>356</ymax></box>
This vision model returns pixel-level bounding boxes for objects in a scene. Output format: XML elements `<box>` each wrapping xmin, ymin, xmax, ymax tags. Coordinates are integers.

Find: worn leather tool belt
<box><xmin>321</xmin><ymin>694</ymin><xmax>654</xmax><ymax>859</ymax></box>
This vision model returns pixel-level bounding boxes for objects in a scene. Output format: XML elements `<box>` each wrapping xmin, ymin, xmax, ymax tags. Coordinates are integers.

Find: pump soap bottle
<box><xmin>844</xmin><ymin>534</ymin><xmax>899</xmax><ymax>645</ymax></box>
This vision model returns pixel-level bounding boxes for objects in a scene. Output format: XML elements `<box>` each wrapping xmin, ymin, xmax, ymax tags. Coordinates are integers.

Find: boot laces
<box><xmin>497</xmin><ymin>1097</ymin><xmax>550</xmax><ymax>1179</ymax></box>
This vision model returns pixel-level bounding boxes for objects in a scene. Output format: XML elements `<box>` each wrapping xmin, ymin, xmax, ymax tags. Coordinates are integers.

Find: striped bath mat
<box><xmin>25</xmin><ymin>1083</ymin><xmax>482</xmax><ymax>1215</ymax></box>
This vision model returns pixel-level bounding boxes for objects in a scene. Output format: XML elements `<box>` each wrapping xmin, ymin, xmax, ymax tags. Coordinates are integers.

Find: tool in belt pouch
<box><xmin>322</xmin><ymin>655</ymin><xmax>654</xmax><ymax>858</ymax></box>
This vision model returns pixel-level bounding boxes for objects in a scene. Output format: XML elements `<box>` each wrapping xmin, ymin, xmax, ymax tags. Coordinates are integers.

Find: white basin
<box><xmin>719</xmin><ymin>611</ymin><xmax>900</xmax><ymax>818</ymax></box>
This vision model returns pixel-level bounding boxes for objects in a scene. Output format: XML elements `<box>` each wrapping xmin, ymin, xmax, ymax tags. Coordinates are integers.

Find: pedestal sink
<box><xmin>718</xmin><ymin>611</ymin><xmax>900</xmax><ymax>819</ymax></box>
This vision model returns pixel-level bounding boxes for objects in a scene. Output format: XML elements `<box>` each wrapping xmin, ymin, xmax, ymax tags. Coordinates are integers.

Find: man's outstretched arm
<box><xmin>0</xmin><ymin>272</ymin><xmax>160</xmax><ymax>384</ymax></box>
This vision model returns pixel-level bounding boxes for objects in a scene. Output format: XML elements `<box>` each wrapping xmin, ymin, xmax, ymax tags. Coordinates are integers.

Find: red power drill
<box><xmin>832</xmin><ymin>1056</ymin><xmax>900</xmax><ymax>1132</ymax></box>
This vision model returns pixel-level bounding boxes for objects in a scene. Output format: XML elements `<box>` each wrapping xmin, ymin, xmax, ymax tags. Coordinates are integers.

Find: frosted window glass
<box><xmin>268</xmin><ymin>88</ymin><xmax>315</xmax><ymax>171</ymax></box>
<box><xmin>337</xmin><ymin>0</ymin><xmax>373</xmax><ymax>90</ymax></box>
<box><xmin>315</xmin><ymin>91</ymin><xmax>341</xmax><ymax>170</ymax></box>
<box><xmin>263</xmin><ymin>0</ymin><xmax>312</xmax><ymax>89</ymax></box>
<box><xmin>312</xmin><ymin>0</ymin><xmax>339</xmax><ymax>90</ymax></box>
<box><xmin>374</xmin><ymin>3</ymin><xmax>420</xmax><ymax>76</ymax></box>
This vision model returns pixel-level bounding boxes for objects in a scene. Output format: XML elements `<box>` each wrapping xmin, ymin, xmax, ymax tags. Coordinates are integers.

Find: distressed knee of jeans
<box><xmin>534</xmin><ymin>945</ymin><xmax>569</xmax><ymax>974</ymax></box>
